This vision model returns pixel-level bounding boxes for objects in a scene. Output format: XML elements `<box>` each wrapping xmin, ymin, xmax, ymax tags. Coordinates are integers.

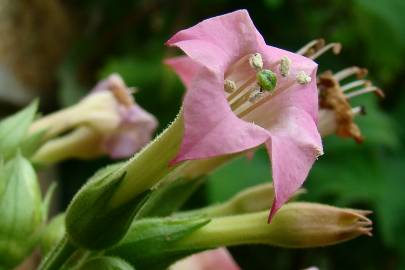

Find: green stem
<box><xmin>39</xmin><ymin>236</ymin><xmax>77</xmax><ymax>270</ymax></box>
<box><xmin>108</xmin><ymin>112</ymin><xmax>184</xmax><ymax>208</ymax></box>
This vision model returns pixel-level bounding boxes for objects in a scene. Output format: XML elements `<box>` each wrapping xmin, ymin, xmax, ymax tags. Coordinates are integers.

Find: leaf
<box><xmin>136</xmin><ymin>177</ymin><xmax>206</xmax><ymax>218</ymax></box>
<box><xmin>0</xmin><ymin>100</ymin><xmax>38</xmax><ymax>160</ymax></box>
<box><xmin>108</xmin><ymin>217</ymin><xmax>210</xmax><ymax>270</ymax></box>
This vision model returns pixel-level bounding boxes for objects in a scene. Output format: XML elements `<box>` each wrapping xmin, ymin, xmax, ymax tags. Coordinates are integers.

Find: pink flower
<box><xmin>170</xmin><ymin>248</ymin><xmax>240</xmax><ymax>270</ymax></box>
<box><xmin>91</xmin><ymin>74</ymin><xmax>158</xmax><ymax>158</ymax></box>
<box><xmin>165</xmin><ymin>10</ymin><xmax>322</xmax><ymax>220</ymax></box>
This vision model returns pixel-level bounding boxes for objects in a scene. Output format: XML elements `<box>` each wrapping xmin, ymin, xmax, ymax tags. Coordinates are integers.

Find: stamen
<box><xmin>257</xmin><ymin>69</ymin><xmax>277</xmax><ymax>91</ymax></box>
<box><xmin>248</xmin><ymin>89</ymin><xmax>263</xmax><ymax>103</ymax></box>
<box><xmin>345</xmin><ymin>86</ymin><xmax>385</xmax><ymax>99</ymax></box>
<box><xmin>227</xmin><ymin>76</ymin><xmax>257</xmax><ymax>102</ymax></box>
<box><xmin>279</xmin><ymin>56</ymin><xmax>291</xmax><ymax>77</ymax></box>
<box><xmin>333</xmin><ymin>66</ymin><xmax>368</xmax><ymax>81</ymax></box>
<box><xmin>309</xmin><ymin>43</ymin><xmax>342</xmax><ymax>60</ymax></box>
<box><xmin>224</xmin><ymin>79</ymin><xmax>237</xmax><ymax>93</ymax></box>
<box><xmin>296</xmin><ymin>71</ymin><xmax>312</xmax><ymax>85</ymax></box>
<box><xmin>238</xmin><ymin>79</ymin><xmax>296</xmax><ymax>118</ymax></box>
<box><xmin>341</xmin><ymin>80</ymin><xmax>371</xmax><ymax>92</ymax></box>
<box><xmin>296</xmin><ymin>39</ymin><xmax>325</xmax><ymax>55</ymax></box>
<box><xmin>249</xmin><ymin>53</ymin><xmax>263</xmax><ymax>71</ymax></box>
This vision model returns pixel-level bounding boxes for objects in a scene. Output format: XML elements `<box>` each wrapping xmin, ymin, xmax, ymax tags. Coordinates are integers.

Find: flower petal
<box><xmin>171</xmin><ymin>67</ymin><xmax>269</xmax><ymax>164</ymax></box>
<box><xmin>166</xmin><ymin>9</ymin><xmax>265</xmax><ymax>73</ymax></box>
<box><xmin>165</xmin><ymin>56</ymin><xmax>202</xmax><ymax>89</ymax></box>
<box><xmin>264</xmin><ymin>107</ymin><xmax>323</xmax><ymax>221</ymax></box>
<box><xmin>261</xmin><ymin>44</ymin><xmax>319</xmax><ymax>121</ymax></box>
<box><xmin>104</xmin><ymin>106</ymin><xmax>158</xmax><ymax>158</ymax></box>
<box><xmin>170</xmin><ymin>248</ymin><xmax>240</xmax><ymax>270</ymax></box>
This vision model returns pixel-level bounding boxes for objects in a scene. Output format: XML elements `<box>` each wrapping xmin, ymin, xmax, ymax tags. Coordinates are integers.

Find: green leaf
<box><xmin>108</xmin><ymin>217</ymin><xmax>209</xmax><ymax>270</ymax></box>
<box><xmin>0</xmin><ymin>100</ymin><xmax>38</xmax><ymax>160</ymax></box>
<box><xmin>136</xmin><ymin>177</ymin><xmax>206</xmax><ymax>218</ymax></box>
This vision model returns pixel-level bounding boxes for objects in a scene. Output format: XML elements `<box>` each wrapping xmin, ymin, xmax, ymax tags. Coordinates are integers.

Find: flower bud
<box><xmin>0</xmin><ymin>153</ymin><xmax>43</xmax><ymax>269</ymax></box>
<box><xmin>30</xmin><ymin>73</ymin><xmax>158</xmax><ymax>164</ymax></box>
<box><xmin>108</xmin><ymin>203</ymin><xmax>371</xmax><ymax>269</ymax></box>
<box><xmin>77</xmin><ymin>256</ymin><xmax>134</xmax><ymax>270</ymax></box>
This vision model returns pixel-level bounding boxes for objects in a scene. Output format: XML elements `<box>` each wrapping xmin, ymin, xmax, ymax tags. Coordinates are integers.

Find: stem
<box><xmin>39</xmin><ymin>236</ymin><xmax>77</xmax><ymax>270</ymax></box>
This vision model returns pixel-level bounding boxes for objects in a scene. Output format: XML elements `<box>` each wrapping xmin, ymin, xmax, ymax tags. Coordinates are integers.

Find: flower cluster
<box><xmin>0</xmin><ymin>9</ymin><xmax>379</xmax><ymax>270</ymax></box>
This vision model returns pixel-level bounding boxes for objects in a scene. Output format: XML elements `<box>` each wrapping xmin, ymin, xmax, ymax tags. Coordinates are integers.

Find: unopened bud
<box><xmin>108</xmin><ymin>203</ymin><xmax>371</xmax><ymax>269</ymax></box>
<box><xmin>30</xmin><ymin>73</ymin><xmax>158</xmax><ymax>164</ymax></box>
<box><xmin>0</xmin><ymin>153</ymin><xmax>43</xmax><ymax>269</ymax></box>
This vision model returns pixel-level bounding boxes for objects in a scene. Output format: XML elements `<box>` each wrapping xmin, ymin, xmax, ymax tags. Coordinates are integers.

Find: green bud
<box><xmin>174</xmin><ymin>203</ymin><xmax>372</xmax><ymax>250</ymax></box>
<box><xmin>65</xmin><ymin>167</ymin><xmax>149</xmax><ymax>249</ymax></box>
<box><xmin>0</xmin><ymin>153</ymin><xmax>43</xmax><ymax>269</ymax></box>
<box><xmin>40</xmin><ymin>214</ymin><xmax>65</xmax><ymax>255</ymax></box>
<box><xmin>256</xmin><ymin>69</ymin><xmax>277</xmax><ymax>91</ymax></box>
<box><xmin>0</xmin><ymin>100</ymin><xmax>38</xmax><ymax>160</ymax></box>
<box><xmin>77</xmin><ymin>256</ymin><xmax>134</xmax><ymax>270</ymax></box>
<box><xmin>108</xmin><ymin>203</ymin><xmax>371</xmax><ymax>270</ymax></box>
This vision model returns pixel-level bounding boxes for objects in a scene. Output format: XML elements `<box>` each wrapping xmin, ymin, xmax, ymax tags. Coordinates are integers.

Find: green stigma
<box><xmin>256</xmin><ymin>69</ymin><xmax>277</xmax><ymax>91</ymax></box>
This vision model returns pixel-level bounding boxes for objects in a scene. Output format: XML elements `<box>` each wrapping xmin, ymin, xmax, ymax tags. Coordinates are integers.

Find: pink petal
<box><xmin>171</xmin><ymin>248</ymin><xmax>240</xmax><ymax>270</ymax></box>
<box><xmin>166</xmin><ymin>10</ymin><xmax>265</xmax><ymax>73</ymax></box>
<box><xmin>171</xmin><ymin>67</ymin><xmax>269</xmax><ymax>164</ymax></box>
<box><xmin>264</xmin><ymin>107</ymin><xmax>323</xmax><ymax>221</ymax></box>
<box><xmin>260</xmin><ymin>44</ymin><xmax>319</xmax><ymax>121</ymax></box>
<box><xmin>104</xmin><ymin>105</ymin><xmax>158</xmax><ymax>158</ymax></box>
<box><xmin>165</xmin><ymin>56</ymin><xmax>201</xmax><ymax>89</ymax></box>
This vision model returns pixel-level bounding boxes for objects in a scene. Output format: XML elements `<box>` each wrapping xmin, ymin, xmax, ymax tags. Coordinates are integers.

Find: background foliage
<box><xmin>2</xmin><ymin>0</ymin><xmax>404</xmax><ymax>269</ymax></box>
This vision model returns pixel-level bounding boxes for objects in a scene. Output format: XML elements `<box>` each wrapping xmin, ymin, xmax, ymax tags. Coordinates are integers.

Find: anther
<box><xmin>257</xmin><ymin>69</ymin><xmax>277</xmax><ymax>91</ymax></box>
<box><xmin>310</xmin><ymin>43</ymin><xmax>342</xmax><ymax>60</ymax></box>
<box><xmin>296</xmin><ymin>71</ymin><xmax>312</xmax><ymax>85</ymax></box>
<box><xmin>224</xmin><ymin>79</ymin><xmax>237</xmax><ymax>93</ymax></box>
<box><xmin>279</xmin><ymin>56</ymin><xmax>291</xmax><ymax>77</ymax></box>
<box><xmin>249</xmin><ymin>53</ymin><xmax>263</xmax><ymax>71</ymax></box>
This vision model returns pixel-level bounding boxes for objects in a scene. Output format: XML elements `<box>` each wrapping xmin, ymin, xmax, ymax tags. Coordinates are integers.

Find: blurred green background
<box><xmin>1</xmin><ymin>0</ymin><xmax>405</xmax><ymax>269</ymax></box>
